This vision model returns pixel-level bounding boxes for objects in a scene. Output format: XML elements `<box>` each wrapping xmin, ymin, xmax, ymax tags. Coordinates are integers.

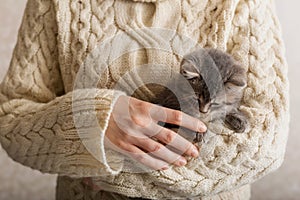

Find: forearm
<box><xmin>0</xmin><ymin>87</ymin><xmax>125</xmax><ymax>177</ymax></box>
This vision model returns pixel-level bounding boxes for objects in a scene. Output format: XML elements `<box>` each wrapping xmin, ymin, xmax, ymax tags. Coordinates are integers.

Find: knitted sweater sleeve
<box><xmin>0</xmin><ymin>0</ymin><xmax>125</xmax><ymax>177</ymax></box>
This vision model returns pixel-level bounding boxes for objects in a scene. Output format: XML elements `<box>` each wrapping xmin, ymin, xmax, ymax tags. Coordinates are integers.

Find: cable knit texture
<box><xmin>0</xmin><ymin>0</ymin><xmax>289</xmax><ymax>199</ymax></box>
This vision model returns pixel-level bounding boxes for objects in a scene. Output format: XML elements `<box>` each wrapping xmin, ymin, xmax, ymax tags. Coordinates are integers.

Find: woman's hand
<box><xmin>104</xmin><ymin>95</ymin><xmax>207</xmax><ymax>170</ymax></box>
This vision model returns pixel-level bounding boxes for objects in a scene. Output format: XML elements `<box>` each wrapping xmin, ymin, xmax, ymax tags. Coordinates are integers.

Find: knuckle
<box><xmin>134</xmin><ymin>100</ymin><xmax>149</xmax><ymax>112</ymax></box>
<box><xmin>131</xmin><ymin>115</ymin><xmax>139</xmax><ymax>125</ymax></box>
<box><xmin>143</xmin><ymin>139</ymin><xmax>164</xmax><ymax>153</ymax></box>
<box><xmin>140</xmin><ymin>103</ymin><xmax>150</xmax><ymax>113</ymax></box>
<box><xmin>115</xmin><ymin>137</ymin><xmax>132</xmax><ymax>151</ymax></box>
<box><xmin>164</xmin><ymin>131</ymin><xmax>175</xmax><ymax>144</ymax></box>
<box><xmin>131</xmin><ymin>116</ymin><xmax>148</xmax><ymax>128</ymax></box>
<box><xmin>152</xmin><ymin>144</ymin><xmax>163</xmax><ymax>152</ymax></box>
<box><xmin>172</xmin><ymin>111</ymin><xmax>182</xmax><ymax>124</ymax></box>
<box><xmin>116</xmin><ymin>140</ymin><xmax>127</xmax><ymax>149</ymax></box>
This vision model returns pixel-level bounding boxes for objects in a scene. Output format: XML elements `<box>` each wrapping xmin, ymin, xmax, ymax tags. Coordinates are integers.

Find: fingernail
<box><xmin>198</xmin><ymin>123</ymin><xmax>207</xmax><ymax>132</ymax></box>
<box><xmin>178</xmin><ymin>157</ymin><xmax>187</xmax><ymax>166</ymax></box>
<box><xmin>191</xmin><ymin>146</ymin><xmax>199</xmax><ymax>157</ymax></box>
<box><xmin>161</xmin><ymin>166</ymin><xmax>169</xmax><ymax>170</ymax></box>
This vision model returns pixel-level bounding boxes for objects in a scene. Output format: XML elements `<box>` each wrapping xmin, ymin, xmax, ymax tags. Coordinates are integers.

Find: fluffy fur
<box><xmin>155</xmin><ymin>48</ymin><xmax>248</xmax><ymax>143</ymax></box>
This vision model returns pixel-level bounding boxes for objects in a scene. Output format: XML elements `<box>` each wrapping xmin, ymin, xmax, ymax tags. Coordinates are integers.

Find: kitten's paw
<box><xmin>224</xmin><ymin>113</ymin><xmax>248</xmax><ymax>133</ymax></box>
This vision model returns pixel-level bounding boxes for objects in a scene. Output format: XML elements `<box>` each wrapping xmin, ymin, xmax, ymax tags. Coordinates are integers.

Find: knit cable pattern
<box><xmin>0</xmin><ymin>0</ymin><xmax>126</xmax><ymax>178</ymax></box>
<box><xmin>0</xmin><ymin>0</ymin><xmax>289</xmax><ymax>199</ymax></box>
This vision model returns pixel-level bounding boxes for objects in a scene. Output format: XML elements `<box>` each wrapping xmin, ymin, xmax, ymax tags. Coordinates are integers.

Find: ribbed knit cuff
<box><xmin>67</xmin><ymin>89</ymin><xmax>127</xmax><ymax>177</ymax></box>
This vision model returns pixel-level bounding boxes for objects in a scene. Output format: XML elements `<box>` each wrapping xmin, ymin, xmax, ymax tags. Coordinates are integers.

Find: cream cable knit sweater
<box><xmin>0</xmin><ymin>0</ymin><xmax>289</xmax><ymax>199</ymax></box>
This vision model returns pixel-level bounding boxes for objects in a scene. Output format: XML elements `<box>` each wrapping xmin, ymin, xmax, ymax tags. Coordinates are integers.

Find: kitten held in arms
<box><xmin>154</xmin><ymin>48</ymin><xmax>248</xmax><ymax>144</ymax></box>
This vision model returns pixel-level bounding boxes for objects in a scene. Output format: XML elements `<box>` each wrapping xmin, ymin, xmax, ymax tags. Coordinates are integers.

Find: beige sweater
<box><xmin>0</xmin><ymin>0</ymin><xmax>289</xmax><ymax>199</ymax></box>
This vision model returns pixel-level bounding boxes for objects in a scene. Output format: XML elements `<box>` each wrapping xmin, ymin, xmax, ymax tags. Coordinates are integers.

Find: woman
<box><xmin>0</xmin><ymin>0</ymin><xmax>289</xmax><ymax>199</ymax></box>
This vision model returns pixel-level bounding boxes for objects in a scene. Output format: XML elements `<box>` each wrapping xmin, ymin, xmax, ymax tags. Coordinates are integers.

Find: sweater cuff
<box><xmin>71</xmin><ymin>89</ymin><xmax>126</xmax><ymax>176</ymax></box>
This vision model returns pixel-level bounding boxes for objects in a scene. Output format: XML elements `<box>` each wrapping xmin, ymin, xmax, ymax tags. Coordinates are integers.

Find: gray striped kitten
<box><xmin>155</xmin><ymin>48</ymin><xmax>248</xmax><ymax>143</ymax></box>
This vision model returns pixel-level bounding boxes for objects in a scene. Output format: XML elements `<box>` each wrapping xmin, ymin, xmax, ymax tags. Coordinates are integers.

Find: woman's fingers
<box><xmin>132</xmin><ymin>137</ymin><xmax>188</xmax><ymax>167</ymax></box>
<box><xmin>106</xmin><ymin>96</ymin><xmax>205</xmax><ymax>170</ymax></box>
<box><xmin>149</xmin><ymin>104</ymin><xmax>207</xmax><ymax>133</ymax></box>
<box><xmin>119</xmin><ymin>96</ymin><xmax>206</xmax><ymax>133</ymax></box>
<box><xmin>142</xmin><ymin>122</ymin><xmax>200</xmax><ymax>158</ymax></box>
<box><xmin>121</xmin><ymin>143</ymin><xmax>170</xmax><ymax>170</ymax></box>
<box><xmin>104</xmin><ymin>121</ymin><xmax>170</xmax><ymax>170</ymax></box>
<box><xmin>105</xmin><ymin>121</ymin><xmax>188</xmax><ymax>169</ymax></box>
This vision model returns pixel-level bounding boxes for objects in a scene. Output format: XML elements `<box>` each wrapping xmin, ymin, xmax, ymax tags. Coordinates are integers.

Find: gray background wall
<box><xmin>0</xmin><ymin>0</ymin><xmax>299</xmax><ymax>199</ymax></box>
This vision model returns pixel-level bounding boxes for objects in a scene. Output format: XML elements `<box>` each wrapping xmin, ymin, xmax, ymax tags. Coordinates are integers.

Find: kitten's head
<box><xmin>180</xmin><ymin>48</ymin><xmax>247</xmax><ymax>119</ymax></box>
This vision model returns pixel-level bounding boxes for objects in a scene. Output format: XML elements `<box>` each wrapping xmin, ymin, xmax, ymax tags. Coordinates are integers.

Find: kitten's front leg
<box><xmin>224</xmin><ymin>112</ymin><xmax>248</xmax><ymax>133</ymax></box>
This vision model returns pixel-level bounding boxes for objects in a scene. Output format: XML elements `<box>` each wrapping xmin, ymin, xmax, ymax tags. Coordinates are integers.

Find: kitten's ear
<box><xmin>228</xmin><ymin>65</ymin><xmax>247</xmax><ymax>87</ymax></box>
<box><xmin>180</xmin><ymin>60</ymin><xmax>200</xmax><ymax>79</ymax></box>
